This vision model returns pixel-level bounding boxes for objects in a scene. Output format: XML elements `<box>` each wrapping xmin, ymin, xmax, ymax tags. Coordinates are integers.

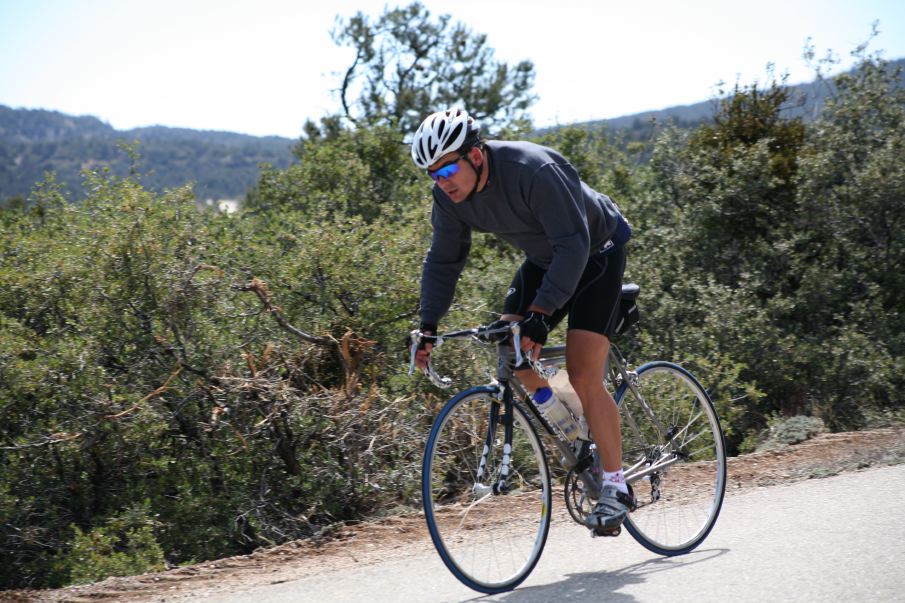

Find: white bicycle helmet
<box><xmin>411</xmin><ymin>108</ymin><xmax>480</xmax><ymax>168</ymax></box>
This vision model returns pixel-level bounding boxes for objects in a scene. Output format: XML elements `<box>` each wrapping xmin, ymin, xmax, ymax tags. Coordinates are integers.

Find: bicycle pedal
<box><xmin>590</xmin><ymin>525</ymin><xmax>621</xmax><ymax>538</ymax></box>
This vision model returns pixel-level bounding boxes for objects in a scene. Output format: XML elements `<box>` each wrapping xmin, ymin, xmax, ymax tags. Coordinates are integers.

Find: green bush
<box><xmin>53</xmin><ymin>503</ymin><xmax>165</xmax><ymax>585</ymax></box>
<box><xmin>749</xmin><ymin>415</ymin><xmax>826</xmax><ymax>452</ymax></box>
<box><xmin>0</xmin><ymin>165</ymin><xmax>434</xmax><ymax>587</ymax></box>
<box><xmin>633</xmin><ymin>51</ymin><xmax>905</xmax><ymax>441</ymax></box>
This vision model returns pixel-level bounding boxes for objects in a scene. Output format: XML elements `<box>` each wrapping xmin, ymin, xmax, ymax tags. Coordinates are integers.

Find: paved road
<box><xmin>200</xmin><ymin>464</ymin><xmax>905</xmax><ymax>602</ymax></box>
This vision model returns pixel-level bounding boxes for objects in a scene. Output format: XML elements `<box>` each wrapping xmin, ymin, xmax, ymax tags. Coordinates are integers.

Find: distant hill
<box><xmin>560</xmin><ymin>57</ymin><xmax>905</xmax><ymax>143</ymax></box>
<box><xmin>2</xmin><ymin>57</ymin><xmax>902</xmax><ymax>205</ymax></box>
<box><xmin>0</xmin><ymin>106</ymin><xmax>296</xmax><ymax>204</ymax></box>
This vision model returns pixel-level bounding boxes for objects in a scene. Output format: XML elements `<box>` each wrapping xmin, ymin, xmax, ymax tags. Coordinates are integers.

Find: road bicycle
<box><xmin>409</xmin><ymin>284</ymin><xmax>727</xmax><ymax>594</ymax></box>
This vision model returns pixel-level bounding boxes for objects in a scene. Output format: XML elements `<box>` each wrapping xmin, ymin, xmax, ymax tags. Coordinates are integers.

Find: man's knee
<box><xmin>568</xmin><ymin>369</ymin><xmax>604</xmax><ymax>395</ymax></box>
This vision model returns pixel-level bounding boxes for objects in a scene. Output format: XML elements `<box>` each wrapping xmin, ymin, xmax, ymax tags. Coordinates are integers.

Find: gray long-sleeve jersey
<box><xmin>420</xmin><ymin>140</ymin><xmax>628</xmax><ymax>326</ymax></box>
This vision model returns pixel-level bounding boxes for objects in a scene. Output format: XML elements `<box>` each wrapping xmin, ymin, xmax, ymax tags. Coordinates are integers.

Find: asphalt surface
<box><xmin>198</xmin><ymin>463</ymin><xmax>905</xmax><ymax>603</ymax></box>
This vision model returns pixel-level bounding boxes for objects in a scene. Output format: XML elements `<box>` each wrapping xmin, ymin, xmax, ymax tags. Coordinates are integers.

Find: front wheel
<box><xmin>617</xmin><ymin>362</ymin><xmax>727</xmax><ymax>555</ymax></box>
<box><xmin>422</xmin><ymin>387</ymin><xmax>552</xmax><ymax>594</ymax></box>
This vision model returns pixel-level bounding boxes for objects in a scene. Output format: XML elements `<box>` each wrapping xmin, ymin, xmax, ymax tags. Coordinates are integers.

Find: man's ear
<box><xmin>467</xmin><ymin>146</ymin><xmax>483</xmax><ymax>166</ymax></box>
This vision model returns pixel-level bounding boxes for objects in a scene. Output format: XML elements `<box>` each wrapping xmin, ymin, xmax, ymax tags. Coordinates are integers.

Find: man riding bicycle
<box><xmin>410</xmin><ymin>108</ymin><xmax>634</xmax><ymax>532</ymax></box>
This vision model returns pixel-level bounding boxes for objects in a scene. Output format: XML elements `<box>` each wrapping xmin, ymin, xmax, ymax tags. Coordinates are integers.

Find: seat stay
<box><xmin>611</xmin><ymin>350</ymin><xmax>670</xmax><ymax>438</ymax></box>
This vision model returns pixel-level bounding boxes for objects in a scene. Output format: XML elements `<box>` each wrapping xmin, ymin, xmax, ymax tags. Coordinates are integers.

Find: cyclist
<box><xmin>410</xmin><ymin>108</ymin><xmax>634</xmax><ymax>533</ymax></box>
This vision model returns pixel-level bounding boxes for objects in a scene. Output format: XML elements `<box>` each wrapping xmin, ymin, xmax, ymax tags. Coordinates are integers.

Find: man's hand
<box><xmin>412</xmin><ymin>322</ymin><xmax>437</xmax><ymax>370</ymax></box>
<box><xmin>517</xmin><ymin>312</ymin><xmax>550</xmax><ymax>361</ymax></box>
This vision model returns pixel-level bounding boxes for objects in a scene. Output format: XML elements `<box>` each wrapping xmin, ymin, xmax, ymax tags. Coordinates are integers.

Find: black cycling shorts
<box><xmin>503</xmin><ymin>245</ymin><xmax>626</xmax><ymax>337</ymax></box>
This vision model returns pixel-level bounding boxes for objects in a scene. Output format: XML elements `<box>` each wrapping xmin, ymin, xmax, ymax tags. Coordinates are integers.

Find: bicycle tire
<box><xmin>422</xmin><ymin>386</ymin><xmax>552</xmax><ymax>594</ymax></box>
<box><xmin>617</xmin><ymin>361</ymin><xmax>727</xmax><ymax>555</ymax></box>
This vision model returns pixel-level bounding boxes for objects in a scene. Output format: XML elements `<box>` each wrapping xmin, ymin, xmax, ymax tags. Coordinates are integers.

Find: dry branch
<box><xmin>235</xmin><ymin>278</ymin><xmax>335</xmax><ymax>347</ymax></box>
<box><xmin>103</xmin><ymin>363</ymin><xmax>184</xmax><ymax>421</ymax></box>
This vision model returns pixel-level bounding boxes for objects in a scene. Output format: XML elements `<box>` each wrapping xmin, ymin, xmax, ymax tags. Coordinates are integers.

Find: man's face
<box><xmin>428</xmin><ymin>148</ymin><xmax>478</xmax><ymax>203</ymax></box>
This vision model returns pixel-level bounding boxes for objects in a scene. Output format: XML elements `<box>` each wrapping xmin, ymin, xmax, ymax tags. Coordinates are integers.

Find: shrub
<box><xmin>52</xmin><ymin>503</ymin><xmax>165</xmax><ymax>586</ymax></box>
<box><xmin>753</xmin><ymin>415</ymin><xmax>826</xmax><ymax>452</ymax></box>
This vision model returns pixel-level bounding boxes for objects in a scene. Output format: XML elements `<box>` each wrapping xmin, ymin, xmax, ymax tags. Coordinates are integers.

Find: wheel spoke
<box><xmin>618</xmin><ymin>363</ymin><xmax>726</xmax><ymax>555</ymax></box>
<box><xmin>423</xmin><ymin>391</ymin><xmax>552</xmax><ymax>593</ymax></box>
<box><xmin>677</xmin><ymin>423</ymin><xmax>710</xmax><ymax>449</ymax></box>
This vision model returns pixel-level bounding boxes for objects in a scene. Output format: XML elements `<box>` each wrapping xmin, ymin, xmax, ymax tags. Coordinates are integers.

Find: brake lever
<box><xmin>407</xmin><ymin>330</ymin><xmax>420</xmax><ymax>376</ymax></box>
<box><xmin>511</xmin><ymin>323</ymin><xmax>556</xmax><ymax>379</ymax></box>
<box><xmin>407</xmin><ymin>330</ymin><xmax>453</xmax><ymax>388</ymax></box>
<box><xmin>512</xmin><ymin>324</ymin><xmax>525</xmax><ymax>367</ymax></box>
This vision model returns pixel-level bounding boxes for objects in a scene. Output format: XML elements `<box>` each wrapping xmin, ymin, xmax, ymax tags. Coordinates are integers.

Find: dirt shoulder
<box><xmin>5</xmin><ymin>425</ymin><xmax>904</xmax><ymax>603</ymax></box>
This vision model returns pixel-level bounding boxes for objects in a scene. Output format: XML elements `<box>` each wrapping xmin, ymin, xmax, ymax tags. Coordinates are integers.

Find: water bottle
<box><xmin>549</xmin><ymin>370</ymin><xmax>582</xmax><ymax>415</ymax></box>
<box><xmin>532</xmin><ymin>387</ymin><xmax>580</xmax><ymax>443</ymax></box>
<box><xmin>549</xmin><ymin>370</ymin><xmax>589</xmax><ymax>441</ymax></box>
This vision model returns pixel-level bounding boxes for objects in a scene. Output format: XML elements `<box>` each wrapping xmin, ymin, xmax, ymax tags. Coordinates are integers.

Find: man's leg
<box><xmin>567</xmin><ymin>328</ymin><xmax>633</xmax><ymax>533</ymax></box>
<box><xmin>565</xmin><ymin>329</ymin><xmax>621</xmax><ymax>473</ymax></box>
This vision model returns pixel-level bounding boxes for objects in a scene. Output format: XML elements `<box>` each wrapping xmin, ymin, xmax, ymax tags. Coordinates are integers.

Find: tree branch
<box><xmin>235</xmin><ymin>278</ymin><xmax>336</xmax><ymax>347</ymax></box>
<box><xmin>1</xmin><ymin>432</ymin><xmax>83</xmax><ymax>451</ymax></box>
<box><xmin>341</xmin><ymin>50</ymin><xmax>363</xmax><ymax>126</ymax></box>
<box><xmin>102</xmin><ymin>363</ymin><xmax>183</xmax><ymax>421</ymax></box>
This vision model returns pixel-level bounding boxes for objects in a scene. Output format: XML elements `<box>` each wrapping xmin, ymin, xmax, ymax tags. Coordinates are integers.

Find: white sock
<box><xmin>603</xmin><ymin>469</ymin><xmax>629</xmax><ymax>495</ymax></box>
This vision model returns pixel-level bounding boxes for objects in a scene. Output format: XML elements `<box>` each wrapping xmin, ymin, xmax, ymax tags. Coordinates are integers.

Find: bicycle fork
<box><xmin>474</xmin><ymin>384</ymin><xmax>514</xmax><ymax>496</ymax></box>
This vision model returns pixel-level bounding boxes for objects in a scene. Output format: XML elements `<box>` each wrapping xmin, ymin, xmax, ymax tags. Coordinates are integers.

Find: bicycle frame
<box><xmin>411</xmin><ymin>324</ymin><xmax>691</xmax><ymax>497</ymax></box>
<box><xmin>514</xmin><ymin>343</ymin><xmax>682</xmax><ymax>488</ymax></box>
<box><xmin>419</xmin><ymin>305</ymin><xmax>727</xmax><ymax>592</ymax></box>
<box><xmin>416</xmin><ymin>330</ymin><xmax>688</xmax><ymax>496</ymax></box>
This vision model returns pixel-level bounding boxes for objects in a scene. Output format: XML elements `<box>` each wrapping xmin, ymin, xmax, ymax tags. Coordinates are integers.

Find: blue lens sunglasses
<box><xmin>428</xmin><ymin>151</ymin><xmax>469</xmax><ymax>182</ymax></box>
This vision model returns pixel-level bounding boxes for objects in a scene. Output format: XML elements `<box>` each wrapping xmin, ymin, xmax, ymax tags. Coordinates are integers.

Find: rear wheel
<box><xmin>422</xmin><ymin>388</ymin><xmax>552</xmax><ymax>593</ymax></box>
<box><xmin>617</xmin><ymin>362</ymin><xmax>726</xmax><ymax>555</ymax></box>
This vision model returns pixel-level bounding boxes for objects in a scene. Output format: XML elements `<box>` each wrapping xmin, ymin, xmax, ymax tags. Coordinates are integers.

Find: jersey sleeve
<box><xmin>526</xmin><ymin>162</ymin><xmax>591</xmax><ymax>312</ymax></box>
<box><xmin>419</xmin><ymin>194</ymin><xmax>472</xmax><ymax>325</ymax></box>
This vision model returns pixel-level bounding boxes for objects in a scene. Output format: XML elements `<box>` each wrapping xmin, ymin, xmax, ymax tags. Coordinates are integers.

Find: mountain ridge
<box><xmin>3</xmin><ymin>57</ymin><xmax>902</xmax><ymax>204</ymax></box>
<box><xmin>0</xmin><ymin>105</ymin><xmax>297</xmax><ymax>203</ymax></box>
<box><xmin>559</xmin><ymin>57</ymin><xmax>904</xmax><ymax>137</ymax></box>
<box><xmin>0</xmin><ymin>106</ymin><xmax>294</xmax><ymax>145</ymax></box>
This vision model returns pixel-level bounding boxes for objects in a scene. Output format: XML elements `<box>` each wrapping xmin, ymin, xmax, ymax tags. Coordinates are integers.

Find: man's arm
<box><xmin>419</xmin><ymin>195</ymin><xmax>473</xmax><ymax>327</ymax></box>
<box><xmin>526</xmin><ymin>162</ymin><xmax>591</xmax><ymax>312</ymax></box>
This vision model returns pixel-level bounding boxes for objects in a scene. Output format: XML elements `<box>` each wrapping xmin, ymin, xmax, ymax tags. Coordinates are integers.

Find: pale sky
<box><xmin>1</xmin><ymin>0</ymin><xmax>903</xmax><ymax>138</ymax></box>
